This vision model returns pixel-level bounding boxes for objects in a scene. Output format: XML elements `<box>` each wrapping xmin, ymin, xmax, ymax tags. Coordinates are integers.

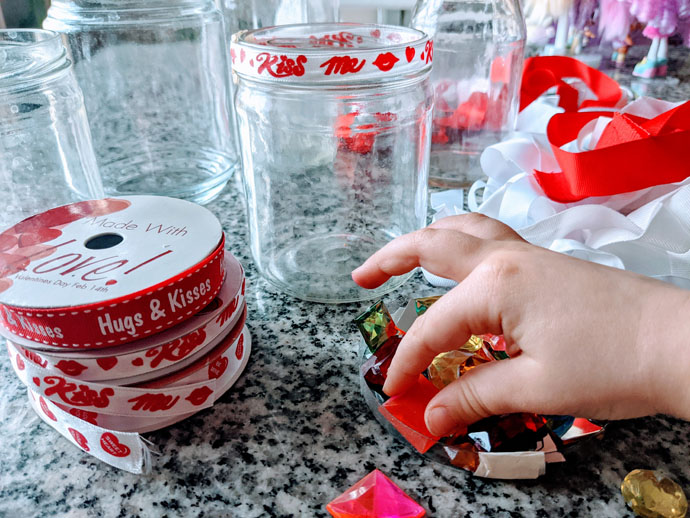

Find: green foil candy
<box><xmin>355</xmin><ymin>300</ymin><xmax>399</xmax><ymax>354</ymax></box>
<box><xmin>415</xmin><ymin>296</ymin><xmax>442</xmax><ymax>316</ymax></box>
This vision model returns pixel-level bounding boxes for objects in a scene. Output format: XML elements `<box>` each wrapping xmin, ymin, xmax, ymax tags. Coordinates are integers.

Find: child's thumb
<box><xmin>425</xmin><ymin>357</ymin><xmax>538</xmax><ymax>437</ymax></box>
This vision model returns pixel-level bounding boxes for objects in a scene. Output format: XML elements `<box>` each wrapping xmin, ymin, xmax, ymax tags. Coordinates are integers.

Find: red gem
<box><xmin>361</xmin><ymin>335</ymin><xmax>400</xmax><ymax>392</ymax></box>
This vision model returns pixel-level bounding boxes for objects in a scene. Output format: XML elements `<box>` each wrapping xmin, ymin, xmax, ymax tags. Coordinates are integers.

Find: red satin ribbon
<box><xmin>534</xmin><ymin>101</ymin><xmax>690</xmax><ymax>202</ymax></box>
<box><xmin>521</xmin><ymin>56</ymin><xmax>623</xmax><ymax>112</ymax></box>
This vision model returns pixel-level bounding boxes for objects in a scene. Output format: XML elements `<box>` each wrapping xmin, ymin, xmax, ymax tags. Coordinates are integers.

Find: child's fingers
<box><xmin>351</xmin><ymin>227</ymin><xmax>496</xmax><ymax>289</ymax></box>
<box><xmin>383</xmin><ymin>268</ymin><xmax>504</xmax><ymax>395</ymax></box>
<box><xmin>424</xmin><ymin>356</ymin><xmax>541</xmax><ymax>436</ymax></box>
<box><xmin>429</xmin><ymin>213</ymin><xmax>524</xmax><ymax>242</ymax></box>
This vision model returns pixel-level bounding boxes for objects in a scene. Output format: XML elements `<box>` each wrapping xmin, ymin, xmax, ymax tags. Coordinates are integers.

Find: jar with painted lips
<box><xmin>231</xmin><ymin>23</ymin><xmax>434</xmax><ymax>303</ymax></box>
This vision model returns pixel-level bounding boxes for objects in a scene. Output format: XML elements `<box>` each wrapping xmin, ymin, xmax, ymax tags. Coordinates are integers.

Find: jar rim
<box><xmin>231</xmin><ymin>23</ymin><xmax>433</xmax><ymax>84</ymax></box>
<box><xmin>0</xmin><ymin>29</ymin><xmax>62</xmax><ymax>48</ymax></box>
<box><xmin>235</xmin><ymin>23</ymin><xmax>428</xmax><ymax>54</ymax></box>
<box><xmin>0</xmin><ymin>29</ymin><xmax>69</xmax><ymax>89</ymax></box>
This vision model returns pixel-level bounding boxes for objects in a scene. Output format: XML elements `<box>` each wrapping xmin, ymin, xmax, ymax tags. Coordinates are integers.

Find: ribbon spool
<box><xmin>0</xmin><ymin>196</ymin><xmax>226</xmax><ymax>348</ymax></box>
<box><xmin>1</xmin><ymin>197</ymin><xmax>252</xmax><ymax>473</ymax></box>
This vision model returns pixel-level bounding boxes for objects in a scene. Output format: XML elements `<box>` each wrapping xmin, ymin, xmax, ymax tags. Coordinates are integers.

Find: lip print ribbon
<box><xmin>534</xmin><ymin>101</ymin><xmax>690</xmax><ymax>202</ymax></box>
<box><xmin>25</xmin><ymin>324</ymin><xmax>251</xmax><ymax>472</ymax></box>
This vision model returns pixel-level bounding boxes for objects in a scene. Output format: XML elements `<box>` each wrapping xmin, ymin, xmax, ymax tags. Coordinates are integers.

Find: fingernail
<box><xmin>426</xmin><ymin>406</ymin><xmax>453</xmax><ymax>437</ymax></box>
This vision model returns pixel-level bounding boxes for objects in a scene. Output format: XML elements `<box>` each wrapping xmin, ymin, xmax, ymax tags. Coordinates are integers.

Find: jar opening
<box><xmin>232</xmin><ymin>23</ymin><xmax>433</xmax><ymax>85</ymax></box>
<box><xmin>0</xmin><ymin>30</ymin><xmax>68</xmax><ymax>86</ymax></box>
<box><xmin>49</xmin><ymin>0</ymin><xmax>206</xmax><ymax>9</ymax></box>
<box><xmin>239</xmin><ymin>22</ymin><xmax>427</xmax><ymax>53</ymax></box>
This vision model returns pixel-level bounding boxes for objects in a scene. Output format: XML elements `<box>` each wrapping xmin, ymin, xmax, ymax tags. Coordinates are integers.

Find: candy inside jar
<box><xmin>412</xmin><ymin>0</ymin><xmax>526</xmax><ymax>188</ymax></box>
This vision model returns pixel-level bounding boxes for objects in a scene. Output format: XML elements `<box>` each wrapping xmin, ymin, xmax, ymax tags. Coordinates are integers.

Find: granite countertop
<box><xmin>1</xmin><ymin>44</ymin><xmax>690</xmax><ymax>518</ymax></box>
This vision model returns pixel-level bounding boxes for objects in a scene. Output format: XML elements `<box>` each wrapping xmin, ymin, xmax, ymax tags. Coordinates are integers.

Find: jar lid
<box><xmin>231</xmin><ymin>23</ymin><xmax>433</xmax><ymax>83</ymax></box>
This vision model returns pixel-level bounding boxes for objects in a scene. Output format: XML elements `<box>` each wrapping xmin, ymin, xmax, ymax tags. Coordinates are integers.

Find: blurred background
<box><xmin>0</xmin><ymin>0</ymin><xmax>418</xmax><ymax>28</ymax></box>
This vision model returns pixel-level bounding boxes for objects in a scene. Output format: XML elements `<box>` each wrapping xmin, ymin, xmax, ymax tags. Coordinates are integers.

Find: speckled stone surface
<box><xmin>1</xmin><ymin>44</ymin><xmax>690</xmax><ymax>518</ymax></box>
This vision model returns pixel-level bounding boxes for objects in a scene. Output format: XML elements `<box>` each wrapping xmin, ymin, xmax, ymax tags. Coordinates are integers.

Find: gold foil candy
<box><xmin>461</xmin><ymin>335</ymin><xmax>484</xmax><ymax>353</ymax></box>
<box><xmin>427</xmin><ymin>350</ymin><xmax>489</xmax><ymax>390</ymax></box>
<box><xmin>621</xmin><ymin>469</ymin><xmax>688</xmax><ymax>518</ymax></box>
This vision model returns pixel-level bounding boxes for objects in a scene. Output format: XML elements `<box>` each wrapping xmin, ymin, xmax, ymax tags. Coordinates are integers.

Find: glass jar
<box><xmin>218</xmin><ymin>0</ymin><xmax>340</xmax><ymax>43</ymax></box>
<box><xmin>44</xmin><ymin>0</ymin><xmax>239</xmax><ymax>204</ymax></box>
<box><xmin>0</xmin><ymin>29</ymin><xmax>103</xmax><ymax>230</ymax></box>
<box><xmin>232</xmin><ymin>23</ymin><xmax>433</xmax><ymax>303</ymax></box>
<box><xmin>412</xmin><ymin>0</ymin><xmax>526</xmax><ymax>188</ymax></box>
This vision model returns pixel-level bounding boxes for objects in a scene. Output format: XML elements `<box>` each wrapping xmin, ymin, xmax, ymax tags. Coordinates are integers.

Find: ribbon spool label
<box><xmin>0</xmin><ymin>196</ymin><xmax>225</xmax><ymax>348</ymax></box>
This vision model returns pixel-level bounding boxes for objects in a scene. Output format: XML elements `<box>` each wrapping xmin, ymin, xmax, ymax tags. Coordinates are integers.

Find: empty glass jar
<box><xmin>412</xmin><ymin>0</ymin><xmax>526</xmax><ymax>188</ymax></box>
<box><xmin>44</xmin><ymin>0</ymin><xmax>239</xmax><ymax>204</ymax></box>
<box><xmin>218</xmin><ymin>0</ymin><xmax>340</xmax><ymax>43</ymax></box>
<box><xmin>232</xmin><ymin>23</ymin><xmax>433</xmax><ymax>303</ymax></box>
<box><xmin>0</xmin><ymin>29</ymin><xmax>103</xmax><ymax>230</ymax></box>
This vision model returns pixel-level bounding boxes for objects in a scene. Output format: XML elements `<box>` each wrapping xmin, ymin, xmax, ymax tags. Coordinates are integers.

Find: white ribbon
<box><xmin>423</xmin><ymin>96</ymin><xmax>690</xmax><ymax>289</ymax></box>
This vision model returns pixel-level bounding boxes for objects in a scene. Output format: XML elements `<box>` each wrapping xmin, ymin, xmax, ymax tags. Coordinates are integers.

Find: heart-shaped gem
<box><xmin>621</xmin><ymin>469</ymin><xmax>688</xmax><ymax>518</ymax></box>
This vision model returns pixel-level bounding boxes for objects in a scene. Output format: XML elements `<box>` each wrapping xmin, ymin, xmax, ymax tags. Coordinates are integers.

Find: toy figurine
<box><xmin>630</xmin><ymin>0</ymin><xmax>690</xmax><ymax>77</ymax></box>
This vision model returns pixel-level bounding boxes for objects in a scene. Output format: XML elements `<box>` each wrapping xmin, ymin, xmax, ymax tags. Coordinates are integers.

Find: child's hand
<box><xmin>352</xmin><ymin>214</ymin><xmax>690</xmax><ymax>437</ymax></box>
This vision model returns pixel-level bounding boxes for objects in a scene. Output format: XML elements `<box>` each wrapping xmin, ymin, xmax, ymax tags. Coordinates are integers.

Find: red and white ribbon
<box><xmin>25</xmin><ymin>324</ymin><xmax>251</xmax><ymax>472</ymax></box>
<box><xmin>231</xmin><ymin>24</ymin><xmax>432</xmax><ymax>83</ymax></box>
<box><xmin>6</xmin><ymin>259</ymin><xmax>245</xmax><ymax>382</ymax></box>
<box><xmin>0</xmin><ymin>196</ymin><xmax>226</xmax><ymax>348</ymax></box>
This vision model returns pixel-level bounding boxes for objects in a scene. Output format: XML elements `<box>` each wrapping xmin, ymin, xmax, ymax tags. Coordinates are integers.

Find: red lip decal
<box><xmin>17</xmin><ymin>228</ymin><xmax>62</xmax><ymax>248</ymax></box>
<box><xmin>0</xmin><ymin>278</ymin><xmax>12</xmax><ymax>294</ymax></box>
<box><xmin>0</xmin><ymin>234</ymin><xmax>17</xmax><ymax>252</ymax></box>
<box><xmin>240</xmin><ymin>49</ymin><xmax>246</xmax><ymax>63</ymax></box>
<box><xmin>100</xmin><ymin>433</ymin><xmax>131</xmax><ymax>457</ymax></box>
<box><xmin>39</xmin><ymin>396</ymin><xmax>57</xmax><ymax>421</ymax></box>
<box><xmin>15</xmin><ymin>354</ymin><xmax>25</xmax><ymax>371</ymax></box>
<box><xmin>0</xmin><ymin>253</ymin><xmax>30</xmax><ymax>278</ymax></box>
<box><xmin>372</xmin><ymin>52</ymin><xmax>399</xmax><ymax>72</ymax></box>
<box><xmin>55</xmin><ymin>360</ymin><xmax>88</xmax><ymax>377</ymax></box>
<box><xmin>235</xmin><ymin>334</ymin><xmax>245</xmax><ymax>361</ymax></box>
<box><xmin>32</xmin><ymin>377</ymin><xmax>40</xmax><ymax>386</ymax></box>
<box><xmin>371</xmin><ymin>29</ymin><xmax>381</xmax><ymax>38</ymax></box>
<box><xmin>186</xmin><ymin>386</ymin><xmax>213</xmax><ymax>406</ymax></box>
<box><xmin>68</xmin><ymin>428</ymin><xmax>90</xmax><ymax>451</ymax></box>
<box><xmin>97</xmin><ymin>357</ymin><xmax>118</xmax><ymax>371</ymax></box>
<box><xmin>69</xmin><ymin>408</ymin><xmax>99</xmax><ymax>425</ymax></box>
<box><xmin>405</xmin><ymin>46</ymin><xmax>415</xmax><ymax>62</ymax></box>
<box><xmin>208</xmin><ymin>357</ymin><xmax>228</xmax><ymax>380</ymax></box>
